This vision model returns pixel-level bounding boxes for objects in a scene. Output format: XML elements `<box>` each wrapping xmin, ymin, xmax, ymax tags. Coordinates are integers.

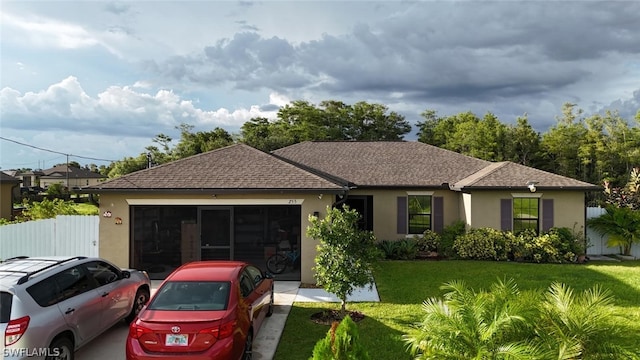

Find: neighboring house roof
<box><xmin>0</xmin><ymin>172</ymin><xmax>21</xmax><ymax>184</ymax></box>
<box><xmin>2</xmin><ymin>170</ymin><xmax>20</xmax><ymax>178</ymax></box>
<box><xmin>41</xmin><ymin>165</ymin><xmax>105</xmax><ymax>180</ymax></box>
<box><xmin>451</xmin><ymin>161</ymin><xmax>600</xmax><ymax>191</ymax></box>
<box><xmin>272</xmin><ymin>141</ymin><xmax>492</xmax><ymax>187</ymax></box>
<box><xmin>87</xmin><ymin>144</ymin><xmax>345</xmax><ymax>193</ymax></box>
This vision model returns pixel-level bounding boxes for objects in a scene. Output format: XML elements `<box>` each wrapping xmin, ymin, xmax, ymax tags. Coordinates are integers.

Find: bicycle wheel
<box><xmin>266</xmin><ymin>253</ymin><xmax>288</xmax><ymax>274</ymax></box>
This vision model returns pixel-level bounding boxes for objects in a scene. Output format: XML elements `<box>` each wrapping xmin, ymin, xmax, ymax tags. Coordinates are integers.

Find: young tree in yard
<box><xmin>307</xmin><ymin>206</ymin><xmax>380</xmax><ymax>317</ymax></box>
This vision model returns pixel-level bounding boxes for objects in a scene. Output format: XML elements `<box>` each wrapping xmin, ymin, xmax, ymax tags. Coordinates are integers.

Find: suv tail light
<box><xmin>5</xmin><ymin>316</ymin><xmax>30</xmax><ymax>346</ymax></box>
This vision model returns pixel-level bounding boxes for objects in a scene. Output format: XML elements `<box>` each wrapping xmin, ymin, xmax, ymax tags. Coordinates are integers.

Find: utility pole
<box><xmin>66</xmin><ymin>154</ymin><xmax>70</xmax><ymax>191</ymax></box>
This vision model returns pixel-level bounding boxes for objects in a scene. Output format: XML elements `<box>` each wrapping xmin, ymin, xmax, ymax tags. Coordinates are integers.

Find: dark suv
<box><xmin>1</xmin><ymin>256</ymin><xmax>150</xmax><ymax>360</ymax></box>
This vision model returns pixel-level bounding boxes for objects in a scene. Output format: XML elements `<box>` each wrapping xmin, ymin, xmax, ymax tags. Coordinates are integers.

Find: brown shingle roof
<box><xmin>88</xmin><ymin>144</ymin><xmax>344</xmax><ymax>192</ymax></box>
<box><xmin>42</xmin><ymin>165</ymin><xmax>105</xmax><ymax>179</ymax></box>
<box><xmin>452</xmin><ymin>161</ymin><xmax>600</xmax><ymax>190</ymax></box>
<box><xmin>273</xmin><ymin>141</ymin><xmax>599</xmax><ymax>190</ymax></box>
<box><xmin>0</xmin><ymin>172</ymin><xmax>20</xmax><ymax>183</ymax></box>
<box><xmin>272</xmin><ymin>141</ymin><xmax>491</xmax><ymax>187</ymax></box>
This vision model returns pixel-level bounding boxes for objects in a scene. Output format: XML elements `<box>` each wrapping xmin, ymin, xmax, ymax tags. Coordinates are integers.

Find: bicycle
<box><xmin>266</xmin><ymin>246</ymin><xmax>300</xmax><ymax>274</ymax></box>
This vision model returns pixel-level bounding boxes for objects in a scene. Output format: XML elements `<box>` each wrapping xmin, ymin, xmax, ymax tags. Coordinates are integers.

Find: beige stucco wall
<box><xmin>97</xmin><ymin>189</ymin><xmax>587</xmax><ymax>284</ymax></box>
<box><xmin>41</xmin><ymin>177</ymin><xmax>104</xmax><ymax>189</ymax></box>
<box><xmin>98</xmin><ymin>192</ymin><xmax>332</xmax><ymax>284</ymax></box>
<box><xmin>348</xmin><ymin>188</ymin><xmax>461</xmax><ymax>240</ymax></box>
<box><xmin>0</xmin><ymin>183</ymin><xmax>16</xmax><ymax>220</ymax></box>
<box><xmin>465</xmin><ymin>190</ymin><xmax>586</xmax><ymax>232</ymax></box>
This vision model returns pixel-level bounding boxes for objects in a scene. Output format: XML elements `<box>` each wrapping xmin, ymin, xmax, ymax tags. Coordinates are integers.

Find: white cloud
<box><xmin>3</xmin><ymin>12</ymin><xmax>98</xmax><ymax>49</ymax></box>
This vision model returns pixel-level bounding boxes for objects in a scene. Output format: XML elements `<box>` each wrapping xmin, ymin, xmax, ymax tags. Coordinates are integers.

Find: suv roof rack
<box><xmin>0</xmin><ymin>256</ymin><xmax>88</xmax><ymax>285</ymax></box>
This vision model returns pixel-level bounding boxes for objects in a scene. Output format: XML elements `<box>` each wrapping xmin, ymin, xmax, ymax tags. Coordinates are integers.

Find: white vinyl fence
<box><xmin>0</xmin><ymin>215</ymin><xmax>99</xmax><ymax>261</ymax></box>
<box><xmin>586</xmin><ymin>206</ymin><xmax>639</xmax><ymax>258</ymax></box>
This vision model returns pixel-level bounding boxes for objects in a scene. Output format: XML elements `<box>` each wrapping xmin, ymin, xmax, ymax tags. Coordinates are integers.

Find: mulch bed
<box><xmin>310</xmin><ymin>309</ymin><xmax>366</xmax><ymax>325</ymax></box>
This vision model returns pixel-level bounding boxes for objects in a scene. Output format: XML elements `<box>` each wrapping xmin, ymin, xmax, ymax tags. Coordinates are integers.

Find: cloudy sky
<box><xmin>1</xmin><ymin>1</ymin><xmax>639</xmax><ymax>170</ymax></box>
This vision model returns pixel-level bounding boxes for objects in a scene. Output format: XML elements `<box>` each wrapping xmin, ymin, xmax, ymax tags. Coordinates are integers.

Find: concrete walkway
<box><xmin>254</xmin><ymin>281</ymin><xmax>380</xmax><ymax>359</ymax></box>
<box><xmin>253</xmin><ymin>281</ymin><xmax>300</xmax><ymax>359</ymax></box>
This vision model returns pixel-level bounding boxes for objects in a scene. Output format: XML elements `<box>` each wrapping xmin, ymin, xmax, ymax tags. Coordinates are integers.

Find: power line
<box><xmin>0</xmin><ymin>136</ymin><xmax>118</xmax><ymax>162</ymax></box>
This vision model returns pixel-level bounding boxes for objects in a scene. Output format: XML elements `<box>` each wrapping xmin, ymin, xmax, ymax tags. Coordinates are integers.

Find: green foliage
<box><xmin>17</xmin><ymin>198</ymin><xmax>79</xmax><ymax>221</ymax></box>
<box><xmin>535</xmin><ymin>282</ymin><xmax>638</xmax><ymax>359</ymax></box>
<box><xmin>310</xmin><ymin>316</ymin><xmax>370</xmax><ymax>360</ymax></box>
<box><xmin>439</xmin><ymin>220</ymin><xmax>466</xmax><ymax>258</ymax></box>
<box><xmin>377</xmin><ymin>238</ymin><xmax>422</xmax><ymax>260</ymax></box>
<box><xmin>603</xmin><ymin>168</ymin><xmax>640</xmax><ymax>210</ymax></box>
<box><xmin>45</xmin><ymin>183</ymin><xmax>68</xmax><ymax>196</ymax></box>
<box><xmin>377</xmin><ymin>240</ymin><xmax>398</xmax><ymax>259</ymax></box>
<box><xmin>172</xmin><ymin>124</ymin><xmax>233</xmax><ymax>158</ymax></box>
<box><xmin>307</xmin><ymin>206</ymin><xmax>381</xmax><ymax>315</ymax></box>
<box><xmin>404</xmin><ymin>279</ymin><xmax>638</xmax><ymax>360</ymax></box>
<box><xmin>404</xmin><ymin>278</ymin><xmax>539</xmax><ymax>359</ymax></box>
<box><xmin>453</xmin><ymin>228</ymin><xmax>513</xmax><ymax>261</ymax></box>
<box><xmin>276</xmin><ymin>261</ymin><xmax>640</xmax><ymax>360</ymax></box>
<box><xmin>241</xmin><ymin>100</ymin><xmax>412</xmax><ymax>151</ymax></box>
<box><xmin>414</xmin><ymin>229</ymin><xmax>440</xmax><ymax>252</ymax></box>
<box><xmin>587</xmin><ymin>206</ymin><xmax>640</xmax><ymax>256</ymax></box>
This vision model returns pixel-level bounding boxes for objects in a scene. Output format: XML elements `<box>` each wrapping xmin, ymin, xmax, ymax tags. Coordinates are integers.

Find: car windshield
<box><xmin>147</xmin><ymin>281</ymin><xmax>230</xmax><ymax>311</ymax></box>
<box><xmin>1</xmin><ymin>292</ymin><xmax>12</xmax><ymax>323</ymax></box>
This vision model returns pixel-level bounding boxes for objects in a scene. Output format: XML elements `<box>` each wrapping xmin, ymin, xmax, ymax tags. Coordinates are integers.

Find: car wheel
<box><xmin>126</xmin><ymin>287</ymin><xmax>150</xmax><ymax>323</ymax></box>
<box><xmin>47</xmin><ymin>336</ymin><xmax>74</xmax><ymax>360</ymax></box>
<box><xmin>242</xmin><ymin>329</ymin><xmax>253</xmax><ymax>360</ymax></box>
<box><xmin>266</xmin><ymin>285</ymin><xmax>274</xmax><ymax>317</ymax></box>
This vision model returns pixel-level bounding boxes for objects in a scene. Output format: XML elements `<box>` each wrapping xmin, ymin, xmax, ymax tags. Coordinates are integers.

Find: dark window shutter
<box><xmin>397</xmin><ymin>197</ymin><xmax>407</xmax><ymax>234</ymax></box>
<box><xmin>500</xmin><ymin>199</ymin><xmax>512</xmax><ymax>231</ymax></box>
<box><xmin>542</xmin><ymin>199</ymin><xmax>554</xmax><ymax>231</ymax></box>
<box><xmin>433</xmin><ymin>196</ymin><xmax>444</xmax><ymax>234</ymax></box>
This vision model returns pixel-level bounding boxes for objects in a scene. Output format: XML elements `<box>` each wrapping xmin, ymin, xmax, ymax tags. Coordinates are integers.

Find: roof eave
<box><xmin>80</xmin><ymin>187</ymin><xmax>347</xmax><ymax>195</ymax></box>
<box><xmin>451</xmin><ymin>185</ymin><xmax>603</xmax><ymax>192</ymax></box>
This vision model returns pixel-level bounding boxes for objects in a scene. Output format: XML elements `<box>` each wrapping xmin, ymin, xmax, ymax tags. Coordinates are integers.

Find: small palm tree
<box><xmin>587</xmin><ymin>206</ymin><xmax>640</xmax><ymax>256</ymax></box>
<box><xmin>404</xmin><ymin>279</ymin><xmax>540</xmax><ymax>360</ymax></box>
<box><xmin>535</xmin><ymin>282</ymin><xmax>637</xmax><ymax>359</ymax></box>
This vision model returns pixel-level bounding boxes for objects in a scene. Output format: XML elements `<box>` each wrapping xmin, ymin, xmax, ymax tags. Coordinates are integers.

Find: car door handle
<box><xmin>101</xmin><ymin>291</ymin><xmax>109</xmax><ymax>297</ymax></box>
<box><xmin>65</xmin><ymin>308</ymin><xmax>75</xmax><ymax>314</ymax></box>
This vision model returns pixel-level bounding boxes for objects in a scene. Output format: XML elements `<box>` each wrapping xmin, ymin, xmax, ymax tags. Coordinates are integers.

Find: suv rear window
<box><xmin>1</xmin><ymin>292</ymin><xmax>12</xmax><ymax>323</ymax></box>
<box><xmin>27</xmin><ymin>279</ymin><xmax>61</xmax><ymax>307</ymax></box>
<box><xmin>148</xmin><ymin>281</ymin><xmax>230</xmax><ymax>311</ymax></box>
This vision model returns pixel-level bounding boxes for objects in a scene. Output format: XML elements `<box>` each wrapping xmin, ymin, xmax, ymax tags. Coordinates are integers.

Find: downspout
<box><xmin>331</xmin><ymin>188</ymin><xmax>350</xmax><ymax>208</ymax></box>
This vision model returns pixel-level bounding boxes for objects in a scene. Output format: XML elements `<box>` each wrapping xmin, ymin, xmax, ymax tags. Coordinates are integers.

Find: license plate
<box><xmin>165</xmin><ymin>334</ymin><xmax>188</xmax><ymax>346</ymax></box>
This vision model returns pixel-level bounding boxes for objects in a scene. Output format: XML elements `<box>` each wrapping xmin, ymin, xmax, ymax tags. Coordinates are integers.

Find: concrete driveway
<box><xmin>75</xmin><ymin>281</ymin><xmax>299</xmax><ymax>360</ymax></box>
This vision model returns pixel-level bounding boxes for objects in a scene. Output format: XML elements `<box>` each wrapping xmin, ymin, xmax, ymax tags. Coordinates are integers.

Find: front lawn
<box><xmin>275</xmin><ymin>260</ymin><xmax>640</xmax><ymax>359</ymax></box>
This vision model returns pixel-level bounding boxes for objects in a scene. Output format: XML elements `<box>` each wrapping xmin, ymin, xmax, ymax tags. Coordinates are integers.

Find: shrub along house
<box><xmin>86</xmin><ymin>141</ymin><xmax>599</xmax><ymax>282</ymax></box>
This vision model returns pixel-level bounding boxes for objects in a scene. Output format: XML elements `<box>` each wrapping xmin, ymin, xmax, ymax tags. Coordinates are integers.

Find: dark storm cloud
<box><xmin>147</xmin><ymin>1</ymin><xmax>640</xmax><ymax>126</ymax></box>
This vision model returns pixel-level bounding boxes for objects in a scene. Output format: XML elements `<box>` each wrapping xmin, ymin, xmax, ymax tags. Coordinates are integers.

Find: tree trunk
<box><xmin>340</xmin><ymin>299</ymin><xmax>346</xmax><ymax>318</ymax></box>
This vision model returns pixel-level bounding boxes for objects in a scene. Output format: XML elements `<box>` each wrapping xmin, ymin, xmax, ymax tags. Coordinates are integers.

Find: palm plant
<box><xmin>404</xmin><ymin>279</ymin><xmax>540</xmax><ymax>360</ymax></box>
<box><xmin>587</xmin><ymin>206</ymin><xmax>640</xmax><ymax>256</ymax></box>
<box><xmin>535</xmin><ymin>282</ymin><xmax>638</xmax><ymax>359</ymax></box>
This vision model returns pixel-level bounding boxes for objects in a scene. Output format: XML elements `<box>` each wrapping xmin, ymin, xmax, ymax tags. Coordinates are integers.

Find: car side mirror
<box><xmin>122</xmin><ymin>270</ymin><xmax>131</xmax><ymax>279</ymax></box>
<box><xmin>264</xmin><ymin>272</ymin><xmax>273</xmax><ymax>280</ymax></box>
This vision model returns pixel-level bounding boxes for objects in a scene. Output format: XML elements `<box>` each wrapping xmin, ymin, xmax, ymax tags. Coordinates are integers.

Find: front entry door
<box><xmin>199</xmin><ymin>207</ymin><xmax>232</xmax><ymax>260</ymax></box>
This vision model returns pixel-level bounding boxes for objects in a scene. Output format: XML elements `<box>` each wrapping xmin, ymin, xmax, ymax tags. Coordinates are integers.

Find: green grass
<box><xmin>274</xmin><ymin>260</ymin><xmax>640</xmax><ymax>360</ymax></box>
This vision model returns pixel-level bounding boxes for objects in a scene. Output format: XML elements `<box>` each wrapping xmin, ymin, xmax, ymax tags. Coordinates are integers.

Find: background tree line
<box><xmin>86</xmin><ymin>100</ymin><xmax>639</xmax><ymax>190</ymax></box>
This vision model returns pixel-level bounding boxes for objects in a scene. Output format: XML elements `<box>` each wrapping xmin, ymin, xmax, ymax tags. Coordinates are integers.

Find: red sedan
<box><xmin>126</xmin><ymin>261</ymin><xmax>274</xmax><ymax>360</ymax></box>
